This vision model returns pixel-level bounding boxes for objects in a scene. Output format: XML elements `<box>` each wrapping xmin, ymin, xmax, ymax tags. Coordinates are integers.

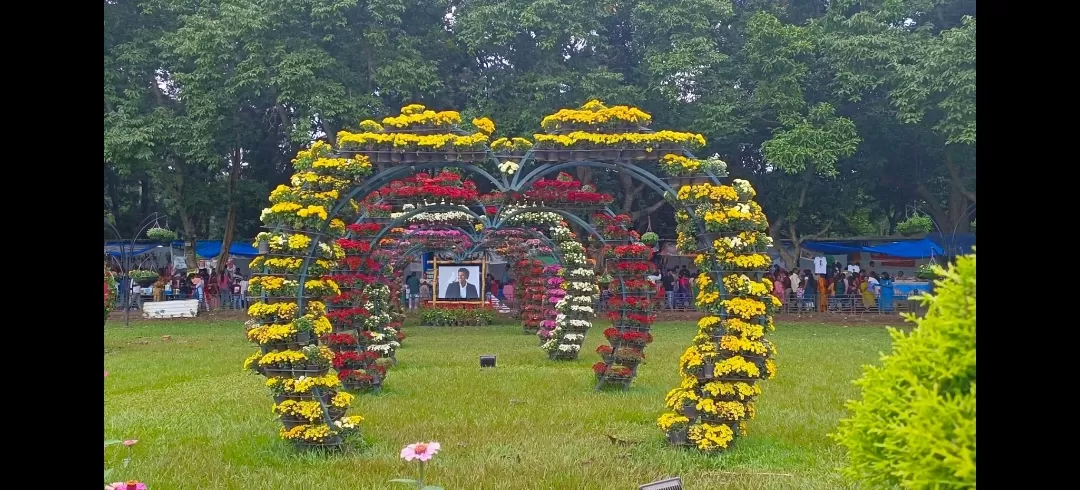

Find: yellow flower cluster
<box><xmin>663</xmin><ymin>175</ymin><xmax>776</xmax><ymax>453</ymax></box>
<box><xmin>331</xmin><ymin>391</ymin><xmax>354</xmax><ymax>408</ymax></box>
<box><xmin>274</xmin><ymin>400</ymin><xmax>325</xmax><ymax>421</ymax></box>
<box><xmin>383</xmin><ymin>109</ymin><xmax>462</xmax><ymax>128</ymax></box>
<box><xmin>688</xmin><ymin>423</ymin><xmax>735</xmax><ymax>452</ymax></box>
<box><xmin>665</xmin><ymin>387</ymin><xmax>700</xmax><ymax>410</ymax></box>
<box><xmin>676</xmin><ymin>183</ymin><xmax>738</xmax><ymax>203</ymax></box>
<box><xmin>696</xmin><ymin>398</ymin><xmax>749</xmax><ymax>420</ymax></box>
<box><xmin>540</xmin><ymin>100</ymin><xmax>652</xmax><ymax>131</ymax></box>
<box><xmin>659</xmin><ymin>154</ymin><xmax>702</xmax><ymax>175</ymax></box>
<box><xmin>721</xmin><ymin>297</ymin><xmax>768</xmax><ymax>320</ymax></box>
<box><xmin>472</xmin><ymin>117</ymin><xmax>495</xmax><ymax>135</ymax></box>
<box><xmin>258</xmin><ymin>350</ymin><xmax>308</xmax><ymax>367</ymax></box>
<box><xmin>490</xmin><ymin>137</ymin><xmax>533</xmax><ymax>152</ymax></box>
<box><xmin>290</xmin><ymin>171</ymin><xmax>351</xmax><ymax>191</ymax></box>
<box><xmin>534</xmin><ymin>130</ymin><xmax>705</xmax><ymax>150</ymax></box>
<box><xmin>279</xmin><ymin>424</ymin><xmax>334</xmax><ymax>442</ymax></box>
<box><xmin>657</xmin><ymin>413</ymin><xmax>690</xmax><ymax>432</ymax></box>
<box><xmin>718</xmin><ymin>336</ymin><xmax>769</xmax><ymax>356</ymax></box>
<box><xmin>249</xmin><ymin>257</ymin><xmax>337</xmax><ymax>274</ymax></box>
<box><xmin>337</xmin><ymin>131</ymin><xmax>489</xmax><ymax>151</ymax></box>
<box><xmin>247</xmin><ymin>324</ymin><xmax>298</xmax><ymax>344</ymax></box>
<box><xmin>713</xmin><ymin>357</ymin><xmax>761</xmax><ymax>378</ymax></box>
<box><xmin>722</xmin><ymin>274</ymin><xmax>772</xmax><ymax>298</ymax></box>
<box><xmin>266</xmin><ymin>373</ymin><xmax>342</xmax><ymax>394</ymax></box>
<box><xmin>248</xmin><ymin>301</ymin><xmax>300</xmax><ymax>321</ymax></box>
<box><xmin>701</xmin><ymin>381</ymin><xmax>762</xmax><ymax>400</ymax></box>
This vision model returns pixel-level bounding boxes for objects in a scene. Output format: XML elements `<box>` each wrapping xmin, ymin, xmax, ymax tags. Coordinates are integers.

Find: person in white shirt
<box><xmin>239</xmin><ymin>277</ymin><xmax>249</xmax><ymax>308</ymax></box>
<box><xmin>130</xmin><ymin>280</ymin><xmax>142</xmax><ymax>310</ymax></box>
<box><xmin>789</xmin><ymin>270</ymin><xmax>801</xmax><ymax>305</ymax></box>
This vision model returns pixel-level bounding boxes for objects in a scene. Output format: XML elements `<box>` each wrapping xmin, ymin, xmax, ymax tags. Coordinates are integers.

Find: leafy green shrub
<box><xmin>833</xmin><ymin>252</ymin><xmax>976</xmax><ymax>489</ymax></box>
<box><xmin>896</xmin><ymin>213</ymin><xmax>934</xmax><ymax>236</ymax></box>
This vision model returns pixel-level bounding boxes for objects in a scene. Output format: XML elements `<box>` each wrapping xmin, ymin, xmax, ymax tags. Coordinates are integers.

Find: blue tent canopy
<box><xmin>187</xmin><ymin>240</ymin><xmax>259</xmax><ymax>258</ymax></box>
<box><xmin>801</xmin><ymin>237</ymin><xmax>945</xmax><ymax>259</ymax></box>
<box><xmin>864</xmin><ymin>238</ymin><xmax>943</xmax><ymax>259</ymax></box>
<box><xmin>800</xmin><ymin>241</ymin><xmax>867</xmax><ymax>255</ymax></box>
<box><xmin>104</xmin><ymin>243</ymin><xmax>160</xmax><ymax>257</ymax></box>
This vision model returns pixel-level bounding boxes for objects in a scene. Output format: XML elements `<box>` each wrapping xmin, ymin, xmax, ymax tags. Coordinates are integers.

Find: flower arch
<box><xmin>249</xmin><ymin>101</ymin><xmax>775</xmax><ymax>453</ymax></box>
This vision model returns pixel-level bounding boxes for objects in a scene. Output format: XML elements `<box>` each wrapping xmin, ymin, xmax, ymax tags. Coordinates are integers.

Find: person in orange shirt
<box><xmin>816</xmin><ymin>273</ymin><xmax>828</xmax><ymax>313</ymax></box>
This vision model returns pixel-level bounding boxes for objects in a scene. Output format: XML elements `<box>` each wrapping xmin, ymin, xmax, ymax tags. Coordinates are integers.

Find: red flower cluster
<box><xmin>324</xmin><ymin>333</ymin><xmax>358</xmax><ymax>347</ymax></box>
<box><xmin>381</xmin><ymin>171</ymin><xmax>479</xmax><ymax>203</ymax></box>
<box><xmin>609</xmin><ymin>244</ymin><xmax>653</xmax><ymax>259</ymax></box>
<box><xmin>614</xmin><ymin>261</ymin><xmax>653</xmax><ymax>274</ymax></box>
<box><xmin>332</xmin><ymin>350</ymin><xmax>380</xmax><ymax>369</ymax></box>
<box><xmin>326</xmin><ymin>308</ymin><xmax>370</xmax><ymax>324</ymax></box>
<box><xmin>346</xmin><ymin>223</ymin><xmax>382</xmax><ymax>236</ymax></box>
<box><xmin>608</xmin><ymin>297</ymin><xmax>656</xmax><ymax>311</ymax></box>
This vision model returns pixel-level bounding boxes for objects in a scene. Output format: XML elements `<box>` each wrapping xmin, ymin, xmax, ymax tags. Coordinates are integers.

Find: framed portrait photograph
<box><xmin>433</xmin><ymin>259</ymin><xmax>485</xmax><ymax>303</ymax></box>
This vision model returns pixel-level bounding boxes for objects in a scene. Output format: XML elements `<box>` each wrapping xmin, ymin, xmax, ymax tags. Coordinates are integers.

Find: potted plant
<box><xmin>146</xmin><ymin>227</ymin><xmax>177</xmax><ymax>243</ymax></box>
<box><xmin>640</xmin><ymin>232</ymin><xmax>659</xmax><ymax>246</ymax></box>
<box><xmin>128</xmin><ymin>269</ymin><xmax>159</xmax><ymax>288</ymax></box>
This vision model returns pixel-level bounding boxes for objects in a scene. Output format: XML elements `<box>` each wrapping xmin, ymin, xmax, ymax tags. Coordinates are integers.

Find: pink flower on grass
<box><xmin>105</xmin><ymin>370</ymin><xmax>109</xmax><ymax>378</ymax></box>
<box><xmin>106</xmin><ymin>482</ymin><xmax>147</xmax><ymax>490</ymax></box>
<box><xmin>123</xmin><ymin>439</ymin><xmax>138</xmax><ymax>447</ymax></box>
<box><xmin>400</xmin><ymin>441</ymin><xmax>441</xmax><ymax>462</ymax></box>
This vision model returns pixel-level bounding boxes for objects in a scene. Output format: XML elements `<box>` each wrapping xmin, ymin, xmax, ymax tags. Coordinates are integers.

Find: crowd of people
<box><xmin>112</xmin><ymin>259</ymin><xmax>251</xmax><ymax>313</ymax></box>
<box><xmin>764</xmin><ymin>262</ymin><xmax>902</xmax><ymax>313</ymax></box>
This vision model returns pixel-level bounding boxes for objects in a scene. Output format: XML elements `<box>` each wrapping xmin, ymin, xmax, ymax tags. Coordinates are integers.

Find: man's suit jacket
<box><xmin>444</xmin><ymin>282</ymin><xmax>479</xmax><ymax>299</ymax></box>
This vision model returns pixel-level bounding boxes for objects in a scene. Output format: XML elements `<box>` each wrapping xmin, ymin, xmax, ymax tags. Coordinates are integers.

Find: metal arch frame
<box><xmin>294</xmin><ymin>153</ymin><xmax>724</xmax><ymax>312</ymax></box>
<box><xmin>104</xmin><ymin>212</ymin><xmax>166</xmax><ymax>327</ymax></box>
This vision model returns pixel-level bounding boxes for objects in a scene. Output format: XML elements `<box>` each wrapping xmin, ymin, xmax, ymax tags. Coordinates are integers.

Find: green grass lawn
<box><xmin>104</xmin><ymin>318</ymin><xmax>897</xmax><ymax>490</ymax></box>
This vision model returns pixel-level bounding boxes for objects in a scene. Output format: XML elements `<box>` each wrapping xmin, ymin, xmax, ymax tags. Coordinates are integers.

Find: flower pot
<box><xmin>557</xmin><ymin>149</ymin><xmax>572</xmax><ymax>161</ymax></box>
<box><xmin>696</xmin><ymin>360</ymin><xmax>715</xmax><ymax>381</ymax></box>
<box><xmin>666</xmin><ymin>428</ymin><xmax>690</xmax><ymax>446</ymax></box>
<box><xmin>679</xmin><ymin>402</ymin><xmax>698</xmax><ymax>419</ymax></box>
<box><xmin>404</xmin><ymin>152</ymin><xmax>417</xmax><ymax>163</ymax></box>
<box><xmin>602</xmin><ymin>149</ymin><xmax>619</xmax><ymax>160</ymax></box>
<box><xmin>296</xmin><ymin>331</ymin><xmax>314</xmax><ymax>343</ymax></box>
<box><xmin>390</xmin><ymin>152</ymin><xmax>402</xmax><ymax>163</ymax></box>
<box><xmin>697</xmin><ymin>232</ymin><xmax>719</xmax><ymax>251</ymax></box>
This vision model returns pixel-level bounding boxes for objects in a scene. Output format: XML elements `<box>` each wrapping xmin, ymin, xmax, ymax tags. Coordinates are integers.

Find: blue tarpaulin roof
<box><xmin>180</xmin><ymin>240</ymin><xmax>260</xmax><ymax>258</ymax></box>
<box><xmin>104</xmin><ymin>243</ymin><xmax>160</xmax><ymax>257</ymax></box>
<box><xmin>864</xmin><ymin>238</ymin><xmax>944</xmax><ymax>258</ymax></box>
<box><xmin>802</xmin><ymin>237</ymin><xmax>945</xmax><ymax>259</ymax></box>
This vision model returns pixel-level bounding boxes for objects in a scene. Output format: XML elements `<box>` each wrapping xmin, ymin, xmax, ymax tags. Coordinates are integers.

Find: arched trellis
<box><xmin>250</xmin><ymin>102</ymin><xmax>775</xmax><ymax>454</ymax></box>
<box><xmin>292</xmin><ymin>155</ymin><xmax>721</xmax><ymax>315</ymax></box>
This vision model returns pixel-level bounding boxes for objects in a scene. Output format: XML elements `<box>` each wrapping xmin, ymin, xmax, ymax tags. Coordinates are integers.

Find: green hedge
<box><xmin>833</xmin><ymin>253</ymin><xmax>976</xmax><ymax>489</ymax></box>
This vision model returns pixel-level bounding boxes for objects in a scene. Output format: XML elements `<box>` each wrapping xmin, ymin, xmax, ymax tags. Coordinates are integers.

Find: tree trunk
<box><xmin>218</xmin><ymin>146</ymin><xmax>243</xmax><ymax>269</ymax></box>
<box><xmin>179</xmin><ymin>207</ymin><xmax>199</xmax><ymax>271</ymax></box>
<box><xmin>140</xmin><ymin>178</ymin><xmax>152</xmax><ymax>216</ymax></box>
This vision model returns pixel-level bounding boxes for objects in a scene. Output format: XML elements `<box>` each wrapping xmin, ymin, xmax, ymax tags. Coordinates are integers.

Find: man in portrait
<box><xmin>444</xmin><ymin>267</ymin><xmax>479</xmax><ymax>299</ymax></box>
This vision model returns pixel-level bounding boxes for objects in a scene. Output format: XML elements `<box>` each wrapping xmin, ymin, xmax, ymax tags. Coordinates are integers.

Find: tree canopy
<box><xmin>104</xmin><ymin>0</ymin><xmax>976</xmax><ymax>261</ymax></box>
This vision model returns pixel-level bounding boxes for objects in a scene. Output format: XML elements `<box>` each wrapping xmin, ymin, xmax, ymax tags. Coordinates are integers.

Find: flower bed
<box><xmin>419</xmin><ymin>303</ymin><xmax>497</xmax><ymax>326</ymax></box>
<box><xmin>659</xmin><ymin>179</ymin><xmax>777</xmax><ymax>452</ymax></box>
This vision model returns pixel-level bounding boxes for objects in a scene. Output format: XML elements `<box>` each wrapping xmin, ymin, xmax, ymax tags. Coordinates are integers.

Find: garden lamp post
<box><xmin>104</xmin><ymin>213</ymin><xmax>164</xmax><ymax>327</ymax></box>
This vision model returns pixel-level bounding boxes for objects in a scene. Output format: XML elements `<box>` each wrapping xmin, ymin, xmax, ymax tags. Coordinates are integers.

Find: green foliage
<box><xmin>833</xmin><ymin>253</ymin><xmax>976</xmax><ymax>489</ymax></box>
<box><xmin>418</xmin><ymin>305</ymin><xmax>497</xmax><ymax>326</ymax></box>
<box><xmin>640</xmin><ymin>232</ymin><xmax>659</xmax><ymax>245</ymax></box>
<box><xmin>896</xmin><ymin>213</ymin><xmax>934</xmax><ymax>236</ymax></box>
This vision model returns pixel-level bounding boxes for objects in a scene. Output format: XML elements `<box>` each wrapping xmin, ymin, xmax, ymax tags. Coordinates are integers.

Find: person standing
<box><xmin>816</xmin><ymin>273</ymin><xmax>828</xmax><ymax>313</ymax></box>
<box><xmin>788</xmin><ymin>269</ymin><xmax>802</xmax><ymax>307</ymax></box>
<box><xmin>231</xmin><ymin>277</ymin><xmax>243</xmax><ymax>310</ymax></box>
<box><xmin>662</xmin><ymin>269</ymin><xmax>675</xmax><ymax>310</ymax></box>
<box><xmin>406</xmin><ymin>273</ymin><xmax>421</xmax><ymax>310</ymax></box>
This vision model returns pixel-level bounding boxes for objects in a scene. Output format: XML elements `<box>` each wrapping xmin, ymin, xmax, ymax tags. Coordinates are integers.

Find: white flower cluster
<box><xmin>539</xmin><ymin>226</ymin><xmax>597</xmax><ymax>357</ymax></box>
<box><xmin>499</xmin><ymin>160</ymin><xmax>520</xmax><ymax>175</ymax></box>
<box><xmin>732</xmin><ymin>179</ymin><xmax>756</xmax><ymax>200</ymax></box>
<box><xmin>361</xmin><ymin>284</ymin><xmax>399</xmax><ymax>358</ymax></box>
<box><xmin>407</xmin><ymin>211</ymin><xmax>476</xmax><ymax>224</ymax></box>
<box><xmin>505</xmin><ymin>205</ymin><xmax>562</xmax><ymax>226</ymax></box>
